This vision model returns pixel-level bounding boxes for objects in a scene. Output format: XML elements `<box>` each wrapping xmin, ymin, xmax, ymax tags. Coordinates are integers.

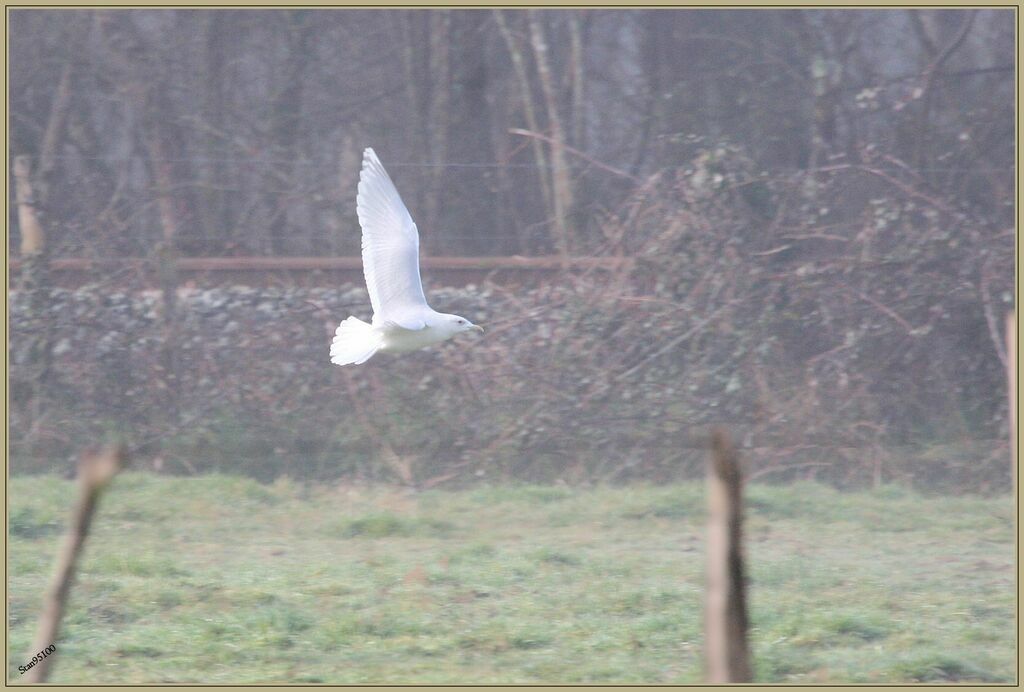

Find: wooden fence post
<box><xmin>23</xmin><ymin>444</ymin><xmax>129</xmax><ymax>683</ymax></box>
<box><xmin>13</xmin><ymin>155</ymin><xmax>57</xmax><ymax>447</ymax></box>
<box><xmin>704</xmin><ymin>428</ymin><xmax>752</xmax><ymax>683</ymax></box>
<box><xmin>1008</xmin><ymin>312</ymin><xmax>1016</xmax><ymax>482</ymax></box>
<box><xmin>14</xmin><ymin>155</ymin><xmax>46</xmax><ymax>258</ymax></box>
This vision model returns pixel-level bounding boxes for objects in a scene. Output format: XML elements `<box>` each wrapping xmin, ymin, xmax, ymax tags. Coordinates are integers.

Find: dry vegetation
<box><xmin>10</xmin><ymin>148</ymin><xmax>1012</xmax><ymax>490</ymax></box>
<box><xmin>9</xmin><ymin>10</ymin><xmax>1014</xmax><ymax>490</ymax></box>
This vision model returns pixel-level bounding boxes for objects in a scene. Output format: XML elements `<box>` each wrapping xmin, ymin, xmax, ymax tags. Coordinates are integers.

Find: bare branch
<box><xmin>509</xmin><ymin>128</ymin><xmax>641</xmax><ymax>183</ymax></box>
<box><xmin>981</xmin><ymin>257</ymin><xmax>1008</xmax><ymax>370</ymax></box>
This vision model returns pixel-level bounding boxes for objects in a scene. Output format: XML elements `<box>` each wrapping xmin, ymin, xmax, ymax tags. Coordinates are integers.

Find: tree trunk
<box><xmin>270</xmin><ymin>10</ymin><xmax>314</xmax><ymax>255</ymax></box>
<box><xmin>527</xmin><ymin>10</ymin><xmax>573</xmax><ymax>260</ymax></box>
<box><xmin>96</xmin><ymin>11</ymin><xmax>199</xmax><ymax>419</ymax></box>
<box><xmin>200</xmin><ymin>10</ymin><xmax>231</xmax><ymax>248</ymax></box>
<box><xmin>449</xmin><ymin>11</ymin><xmax>499</xmax><ymax>254</ymax></box>
<box><xmin>495</xmin><ymin>11</ymin><xmax>554</xmax><ymax>242</ymax></box>
<box><xmin>424</xmin><ymin>10</ymin><xmax>450</xmax><ymax>241</ymax></box>
<box><xmin>568</xmin><ymin>14</ymin><xmax>586</xmax><ymax>152</ymax></box>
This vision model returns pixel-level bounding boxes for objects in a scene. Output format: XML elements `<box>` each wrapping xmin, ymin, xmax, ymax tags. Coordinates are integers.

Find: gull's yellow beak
<box><xmin>471</xmin><ymin>324</ymin><xmax>484</xmax><ymax>333</ymax></box>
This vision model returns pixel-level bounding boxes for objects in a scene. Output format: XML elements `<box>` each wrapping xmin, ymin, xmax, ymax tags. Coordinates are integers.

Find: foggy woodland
<box><xmin>8</xmin><ymin>9</ymin><xmax>1016</xmax><ymax>489</ymax></box>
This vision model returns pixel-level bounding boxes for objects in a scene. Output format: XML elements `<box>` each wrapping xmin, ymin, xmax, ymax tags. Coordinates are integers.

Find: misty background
<box><xmin>8</xmin><ymin>8</ymin><xmax>1016</xmax><ymax>489</ymax></box>
<box><xmin>6</xmin><ymin>8</ymin><xmax>1017</xmax><ymax>685</ymax></box>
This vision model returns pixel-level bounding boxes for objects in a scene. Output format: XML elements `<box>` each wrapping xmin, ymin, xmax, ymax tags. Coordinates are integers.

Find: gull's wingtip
<box><xmin>363</xmin><ymin>147</ymin><xmax>379</xmax><ymax>163</ymax></box>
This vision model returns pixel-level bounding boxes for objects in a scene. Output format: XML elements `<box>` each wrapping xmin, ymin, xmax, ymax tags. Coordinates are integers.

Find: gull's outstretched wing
<box><xmin>357</xmin><ymin>148</ymin><xmax>429</xmax><ymax>329</ymax></box>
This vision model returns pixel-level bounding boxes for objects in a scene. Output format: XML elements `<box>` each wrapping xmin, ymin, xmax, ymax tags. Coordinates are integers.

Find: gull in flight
<box><xmin>330</xmin><ymin>148</ymin><xmax>483</xmax><ymax>366</ymax></box>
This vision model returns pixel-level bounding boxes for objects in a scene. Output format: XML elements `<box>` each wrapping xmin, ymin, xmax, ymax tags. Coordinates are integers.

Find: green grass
<box><xmin>7</xmin><ymin>474</ymin><xmax>1015</xmax><ymax>684</ymax></box>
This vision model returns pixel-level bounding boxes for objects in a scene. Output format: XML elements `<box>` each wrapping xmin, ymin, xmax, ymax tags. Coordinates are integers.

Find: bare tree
<box><xmin>527</xmin><ymin>10</ymin><xmax>574</xmax><ymax>258</ymax></box>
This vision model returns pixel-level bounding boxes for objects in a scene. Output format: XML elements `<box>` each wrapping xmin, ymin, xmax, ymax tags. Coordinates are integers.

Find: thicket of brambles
<box><xmin>9</xmin><ymin>10</ymin><xmax>1013</xmax><ymax>490</ymax></box>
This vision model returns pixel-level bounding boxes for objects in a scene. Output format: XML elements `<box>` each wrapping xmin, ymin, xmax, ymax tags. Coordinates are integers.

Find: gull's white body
<box><xmin>330</xmin><ymin>148</ymin><xmax>481</xmax><ymax>366</ymax></box>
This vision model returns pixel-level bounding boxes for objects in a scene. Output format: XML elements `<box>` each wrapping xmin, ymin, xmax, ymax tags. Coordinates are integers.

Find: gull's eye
<box><xmin>457</xmin><ymin>319</ymin><xmax>465</xmax><ymax>324</ymax></box>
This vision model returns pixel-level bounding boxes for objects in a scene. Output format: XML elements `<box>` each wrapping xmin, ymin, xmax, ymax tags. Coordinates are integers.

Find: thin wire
<box><xmin>42</xmin><ymin>154</ymin><xmax>591</xmax><ymax>169</ymax></box>
<box><xmin>28</xmin><ymin>153</ymin><xmax>1015</xmax><ymax>174</ymax></box>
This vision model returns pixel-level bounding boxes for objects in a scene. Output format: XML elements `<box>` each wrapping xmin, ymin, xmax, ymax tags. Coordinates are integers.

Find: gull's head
<box><xmin>441</xmin><ymin>313</ymin><xmax>484</xmax><ymax>337</ymax></box>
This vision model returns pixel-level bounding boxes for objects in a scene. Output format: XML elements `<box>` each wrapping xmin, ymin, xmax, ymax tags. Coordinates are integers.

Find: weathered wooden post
<box><xmin>1007</xmin><ymin>312</ymin><xmax>1016</xmax><ymax>481</ymax></box>
<box><xmin>155</xmin><ymin>240</ymin><xmax>181</xmax><ymax>416</ymax></box>
<box><xmin>24</xmin><ymin>444</ymin><xmax>129</xmax><ymax>683</ymax></box>
<box><xmin>704</xmin><ymin>428</ymin><xmax>752</xmax><ymax>683</ymax></box>
<box><xmin>14</xmin><ymin>155</ymin><xmax>46</xmax><ymax>259</ymax></box>
<box><xmin>13</xmin><ymin>155</ymin><xmax>56</xmax><ymax>445</ymax></box>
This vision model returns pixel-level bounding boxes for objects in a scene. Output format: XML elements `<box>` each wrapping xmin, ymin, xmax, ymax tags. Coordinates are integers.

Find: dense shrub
<box><xmin>9</xmin><ymin>145</ymin><xmax>1012</xmax><ymax>492</ymax></box>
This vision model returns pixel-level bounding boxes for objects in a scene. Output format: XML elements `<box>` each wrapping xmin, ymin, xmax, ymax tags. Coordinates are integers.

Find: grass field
<box><xmin>7</xmin><ymin>474</ymin><xmax>1016</xmax><ymax>684</ymax></box>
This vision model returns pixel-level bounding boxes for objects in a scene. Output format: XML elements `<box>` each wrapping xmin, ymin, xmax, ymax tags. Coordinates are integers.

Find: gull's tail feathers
<box><xmin>330</xmin><ymin>317</ymin><xmax>382</xmax><ymax>366</ymax></box>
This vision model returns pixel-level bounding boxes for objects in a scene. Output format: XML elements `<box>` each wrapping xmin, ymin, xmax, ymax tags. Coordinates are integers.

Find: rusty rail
<box><xmin>9</xmin><ymin>255</ymin><xmax>631</xmax><ymax>271</ymax></box>
<box><xmin>8</xmin><ymin>255</ymin><xmax>634</xmax><ymax>288</ymax></box>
